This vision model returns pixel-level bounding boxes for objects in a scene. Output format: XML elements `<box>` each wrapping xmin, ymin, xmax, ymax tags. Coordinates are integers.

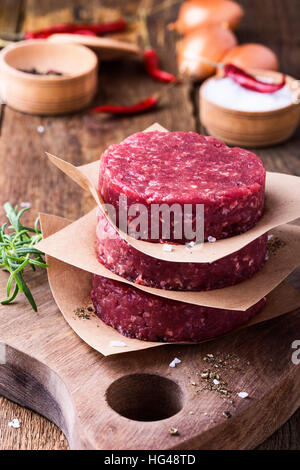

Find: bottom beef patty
<box><xmin>91</xmin><ymin>275</ymin><xmax>266</xmax><ymax>343</ymax></box>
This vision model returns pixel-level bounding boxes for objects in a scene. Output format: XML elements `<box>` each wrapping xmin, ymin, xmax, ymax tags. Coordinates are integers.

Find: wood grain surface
<box><xmin>0</xmin><ymin>0</ymin><xmax>299</xmax><ymax>450</ymax></box>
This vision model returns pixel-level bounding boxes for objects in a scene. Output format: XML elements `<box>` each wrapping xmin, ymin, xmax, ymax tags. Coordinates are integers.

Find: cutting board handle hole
<box><xmin>106</xmin><ymin>373</ymin><xmax>183</xmax><ymax>422</ymax></box>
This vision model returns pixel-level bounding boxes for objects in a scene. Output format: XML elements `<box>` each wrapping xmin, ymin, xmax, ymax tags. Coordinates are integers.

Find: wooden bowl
<box><xmin>199</xmin><ymin>70</ymin><xmax>300</xmax><ymax>147</ymax></box>
<box><xmin>0</xmin><ymin>40</ymin><xmax>98</xmax><ymax>115</ymax></box>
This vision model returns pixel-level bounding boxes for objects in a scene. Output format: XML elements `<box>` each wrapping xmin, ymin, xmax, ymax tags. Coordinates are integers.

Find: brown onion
<box><xmin>177</xmin><ymin>25</ymin><xmax>237</xmax><ymax>80</ymax></box>
<box><xmin>170</xmin><ymin>0</ymin><xmax>244</xmax><ymax>33</ymax></box>
<box><xmin>220</xmin><ymin>43</ymin><xmax>279</xmax><ymax>71</ymax></box>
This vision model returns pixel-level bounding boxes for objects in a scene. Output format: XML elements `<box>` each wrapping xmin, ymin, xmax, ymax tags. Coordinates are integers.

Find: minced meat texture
<box><xmin>99</xmin><ymin>131</ymin><xmax>266</xmax><ymax>242</ymax></box>
<box><xmin>91</xmin><ymin>275</ymin><xmax>266</xmax><ymax>343</ymax></box>
<box><xmin>96</xmin><ymin>208</ymin><xmax>268</xmax><ymax>291</ymax></box>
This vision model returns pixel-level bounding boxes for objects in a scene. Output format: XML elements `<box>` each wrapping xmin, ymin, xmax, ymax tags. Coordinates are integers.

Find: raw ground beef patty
<box><xmin>99</xmin><ymin>131</ymin><xmax>266</xmax><ymax>243</ymax></box>
<box><xmin>91</xmin><ymin>275</ymin><xmax>266</xmax><ymax>342</ymax></box>
<box><xmin>96</xmin><ymin>209</ymin><xmax>268</xmax><ymax>291</ymax></box>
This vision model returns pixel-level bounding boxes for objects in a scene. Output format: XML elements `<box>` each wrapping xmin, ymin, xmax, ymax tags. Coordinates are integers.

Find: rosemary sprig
<box><xmin>0</xmin><ymin>202</ymin><xmax>48</xmax><ymax>311</ymax></box>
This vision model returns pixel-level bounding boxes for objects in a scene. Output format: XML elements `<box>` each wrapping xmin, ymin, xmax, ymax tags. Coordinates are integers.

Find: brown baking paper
<box><xmin>40</xmin><ymin>213</ymin><xmax>300</xmax><ymax>357</ymax></box>
<box><xmin>37</xmin><ymin>208</ymin><xmax>300</xmax><ymax>311</ymax></box>
<box><xmin>45</xmin><ymin>123</ymin><xmax>300</xmax><ymax>264</ymax></box>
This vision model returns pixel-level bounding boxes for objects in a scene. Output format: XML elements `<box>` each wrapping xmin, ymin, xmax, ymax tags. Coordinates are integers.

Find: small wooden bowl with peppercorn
<box><xmin>0</xmin><ymin>39</ymin><xmax>98</xmax><ymax>115</ymax></box>
<box><xmin>200</xmin><ymin>68</ymin><xmax>300</xmax><ymax>147</ymax></box>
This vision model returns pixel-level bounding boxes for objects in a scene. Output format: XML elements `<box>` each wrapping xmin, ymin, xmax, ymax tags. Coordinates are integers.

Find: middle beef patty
<box><xmin>96</xmin><ymin>210</ymin><xmax>268</xmax><ymax>291</ymax></box>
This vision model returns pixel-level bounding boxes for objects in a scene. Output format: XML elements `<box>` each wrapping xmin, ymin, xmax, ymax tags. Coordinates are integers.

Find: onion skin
<box><xmin>177</xmin><ymin>25</ymin><xmax>237</xmax><ymax>80</ymax></box>
<box><xmin>170</xmin><ymin>0</ymin><xmax>244</xmax><ymax>33</ymax></box>
<box><xmin>220</xmin><ymin>44</ymin><xmax>279</xmax><ymax>72</ymax></box>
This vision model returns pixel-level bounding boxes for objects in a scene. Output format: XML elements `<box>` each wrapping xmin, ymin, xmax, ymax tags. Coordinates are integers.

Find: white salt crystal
<box><xmin>265</xmin><ymin>251</ymin><xmax>269</xmax><ymax>261</ymax></box>
<box><xmin>186</xmin><ymin>241</ymin><xmax>195</xmax><ymax>249</ymax></box>
<box><xmin>213</xmin><ymin>379</ymin><xmax>220</xmax><ymax>385</ymax></box>
<box><xmin>268</xmin><ymin>234</ymin><xmax>273</xmax><ymax>240</ymax></box>
<box><xmin>8</xmin><ymin>418</ymin><xmax>20</xmax><ymax>429</ymax></box>
<box><xmin>37</xmin><ymin>125</ymin><xmax>45</xmax><ymax>134</ymax></box>
<box><xmin>208</xmin><ymin>236</ymin><xmax>216</xmax><ymax>243</ymax></box>
<box><xmin>169</xmin><ymin>357</ymin><xmax>181</xmax><ymax>368</ymax></box>
<box><xmin>20</xmin><ymin>202</ymin><xmax>31</xmax><ymax>208</ymax></box>
<box><xmin>162</xmin><ymin>244</ymin><xmax>173</xmax><ymax>252</ymax></box>
<box><xmin>238</xmin><ymin>392</ymin><xmax>249</xmax><ymax>399</ymax></box>
<box><xmin>109</xmin><ymin>340</ymin><xmax>126</xmax><ymax>347</ymax></box>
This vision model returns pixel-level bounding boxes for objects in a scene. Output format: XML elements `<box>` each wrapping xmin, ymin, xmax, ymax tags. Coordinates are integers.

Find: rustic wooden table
<box><xmin>0</xmin><ymin>0</ymin><xmax>299</xmax><ymax>450</ymax></box>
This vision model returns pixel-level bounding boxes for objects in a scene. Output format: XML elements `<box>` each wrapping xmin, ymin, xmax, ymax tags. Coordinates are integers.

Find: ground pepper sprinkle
<box><xmin>267</xmin><ymin>237</ymin><xmax>286</xmax><ymax>255</ymax></box>
<box><xmin>74</xmin><ymin>305</ymin><xmax>95</xmax><ymax>319</ymax></box>
<box><xmin>189</xmin><ymin>352</ymin><xmax>252</xmax><ymax>417</ymax></box>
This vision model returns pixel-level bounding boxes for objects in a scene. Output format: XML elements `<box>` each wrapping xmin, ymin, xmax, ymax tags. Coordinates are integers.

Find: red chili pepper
<box><xmin>24</xmin><ymin>19</ymin><xmax>127</xmax><ymax>39</ymax></box>
<box><xmin>89</xmin><ymin>96</ymin><xmax>158</xmax><ymax>115</ymax></box>
<box><xmin>70</xmin><ymin>29</ymin><xmax>98</xmax><ymax>37</ymax></box>
<box><xmin>224</xmin><ymin>64</ymin><xmax>286</xmax><ymax>93</ymax></box>
<box><xmin>27</xmin><ymin>29</ymin><xmax>98</xmax><ymax>38</ymax></box>
<box><xmin>144</xmin><ymin>49</ymin><xmax>177</xmax><ymax>83</ymax></box>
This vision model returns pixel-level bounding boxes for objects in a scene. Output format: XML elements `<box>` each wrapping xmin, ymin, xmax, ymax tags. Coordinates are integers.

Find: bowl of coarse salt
<box><xmin>199</xmin><ymin>69</ymin><xmax>300</xmax><ymax>147</ymax></box>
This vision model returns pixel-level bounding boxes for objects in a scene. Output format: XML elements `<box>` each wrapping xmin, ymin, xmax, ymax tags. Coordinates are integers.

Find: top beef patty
<box><xmin>99</xmin><ymin>131</ymin><xmax>266</xmax><ymax>243</ymax></box>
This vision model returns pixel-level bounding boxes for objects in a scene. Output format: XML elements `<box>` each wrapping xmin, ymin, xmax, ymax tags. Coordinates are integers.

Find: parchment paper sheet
<box><xmin>45</xmin><ymin>123</ymin><xmax>300</xmax><ymax>263</ymax></box>
<box><xmin>39</xmin><ymin>213</ymin><xmax>300</xmax><ymax>356</ymax></box>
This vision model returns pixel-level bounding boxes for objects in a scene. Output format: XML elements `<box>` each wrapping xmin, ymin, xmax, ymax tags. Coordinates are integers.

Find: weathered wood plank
<box><xmin>0</xmin><ymin>396</ymin><xmax>68</xmax><ymax>450</ymax></box>
<box><xmin>0</xmin><ymin>0</ymin><xmax>23</xmax><ymax>32</ymax></box>
<box><xmin>0</xmin><ymin>0</ymin><xmax>76</xmax><ymax>451</ymax></box>
<box><xmin>237</xmin><ymin>0</ymin><xmax>300</xmax><ymax>450</ymax></box>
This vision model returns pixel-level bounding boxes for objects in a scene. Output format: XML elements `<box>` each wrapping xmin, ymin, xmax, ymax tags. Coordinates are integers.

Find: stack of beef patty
<box><xmin>91</xmin><ymin>131</ymin><xmax>267</xmax><ymax>343</ymax></box>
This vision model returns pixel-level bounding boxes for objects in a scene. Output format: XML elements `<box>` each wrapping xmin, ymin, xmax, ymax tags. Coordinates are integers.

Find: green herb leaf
<box><xmin>0</xmin><ymin>203</ymin><xmax>47</xmax><ymax>311</ymax></box>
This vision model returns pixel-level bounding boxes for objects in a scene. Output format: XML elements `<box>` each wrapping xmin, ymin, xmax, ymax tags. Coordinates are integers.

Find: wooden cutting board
<box><xmin>0</xmin><ymin>261</ymin><xmax>299</xmax><ymax>449</ymax></box>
